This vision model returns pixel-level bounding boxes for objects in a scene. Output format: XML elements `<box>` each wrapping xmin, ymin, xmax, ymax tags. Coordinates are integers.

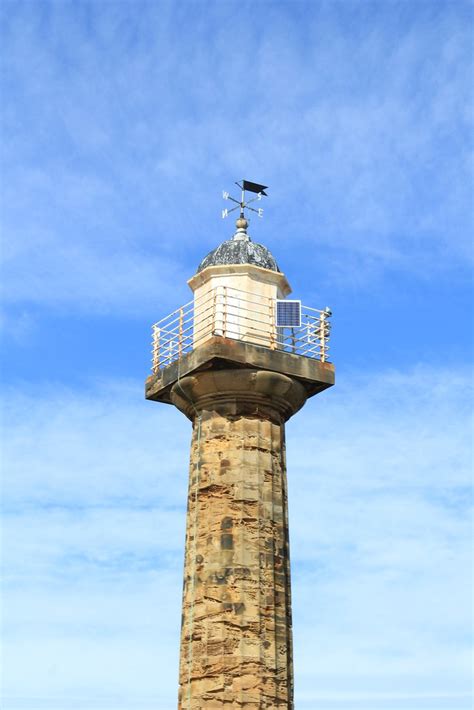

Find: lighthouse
<box><xmin>145</xmin><ymin>181</ymin><xmax>335</xmax><ymax>708</ymax></box>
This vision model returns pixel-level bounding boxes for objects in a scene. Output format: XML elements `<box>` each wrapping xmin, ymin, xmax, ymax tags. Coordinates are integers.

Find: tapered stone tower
<box><xmin>146</xmin><ymin>182</ymin><xmax>335</xmax><ymax>709</ymax></box>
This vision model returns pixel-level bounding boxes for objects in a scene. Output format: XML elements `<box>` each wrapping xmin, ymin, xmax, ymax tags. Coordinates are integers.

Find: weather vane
<box><xmin>222</xmin><ymin>179</ymin><xmax>268</xmax><ymax>221</ymax></box>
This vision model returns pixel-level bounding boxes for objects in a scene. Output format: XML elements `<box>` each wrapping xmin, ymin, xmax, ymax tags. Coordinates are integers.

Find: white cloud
<box><xmin>1</xmin><ymin>365</ymin><xmax>471</xmax><ymax>708</ymax></box>
<box><xmin>2</xmin><ymin>380</ymin><xmax>190</xmax><ymax>509</ymax></box>
<box><xmin>1</xmin><ymin>3</ymin><xmax>472</xmax><ymax>317</ymax></box>
<box><xmin>287</xmin><ymin>367</ymin><xmax>472</xmax><ymax>707</ymax></box>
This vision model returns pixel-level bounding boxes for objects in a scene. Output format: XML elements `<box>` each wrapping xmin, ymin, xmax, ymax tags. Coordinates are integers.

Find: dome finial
<box><xmin>233</xmin><ymin>215</ymin><xmax>249</xmax><ymax>242</ymax></box>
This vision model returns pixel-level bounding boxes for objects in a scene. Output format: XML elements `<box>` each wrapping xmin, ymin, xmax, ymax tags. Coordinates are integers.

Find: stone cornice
<box><xmin>188</xmin><ymin>263</ymin><xmax>291</xmax><ymax>296</ymax></box>
<box><xmin>170</xmin><ymin>369</ymin><xmax>307</xmax><ymax>423</ymax></box>
<box><xmin>145</xmin><ymin>336</ymin><xmax>335</xmax><ymax>407</ymax></box>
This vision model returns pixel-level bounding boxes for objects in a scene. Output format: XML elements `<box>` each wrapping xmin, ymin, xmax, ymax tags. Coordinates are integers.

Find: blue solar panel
<box><xmin>276</xmin><ymin>300</ymin><xmax>301</xmax><ymax>327</ymax></box>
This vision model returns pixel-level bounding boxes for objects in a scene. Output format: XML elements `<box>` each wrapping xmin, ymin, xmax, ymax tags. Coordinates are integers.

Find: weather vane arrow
<box><xmin>222</xmin><ymin>179</ymin><xmax>268</xmax><ymax>221</ymax></box>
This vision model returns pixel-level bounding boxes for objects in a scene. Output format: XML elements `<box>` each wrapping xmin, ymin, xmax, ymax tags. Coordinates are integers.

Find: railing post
<box><xmin>270</xmin><ymin>297</ymin><xmax>276</xmax><ymax>350</ymax></box>
<box><xmin>152</xmin><ymin>325</ymin><xmax>160</xmax><ymax>373</ymax></box>
<box><xmin>212</xmin><ymin>289</ymin><xmax>217</xmax><ymax>336</ymax></box>
<box><xmin>178</xmin><ymin>307</ymin><xmax>184</xmax><ymax>358</ymax></box>
<box><xmin>320</xmin><ymin>313</ymin><xmax>326</xmax><ymax>363</ymax></box>
<box><xmin>223</xmin><ymin>286</ymin><xmax>227</xmax><ymax>339</ymax></box>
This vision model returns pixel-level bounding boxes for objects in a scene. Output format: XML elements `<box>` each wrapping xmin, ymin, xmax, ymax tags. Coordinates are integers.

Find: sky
<box><xmin>0</xmin><ymin>1</ymin><xmax>472</xmax><ymax>709</ymax></box>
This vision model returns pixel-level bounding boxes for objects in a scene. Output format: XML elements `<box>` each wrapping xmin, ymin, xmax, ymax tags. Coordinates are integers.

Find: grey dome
<box><xmin>197</xmin><ymin>238</ymin><xmax>280</xmax><ymax>273</ymax></box>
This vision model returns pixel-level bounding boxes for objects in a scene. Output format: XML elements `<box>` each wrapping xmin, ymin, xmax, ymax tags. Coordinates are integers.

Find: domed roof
<box><xmin>197</xmin><ymin>222</ymin><xmax>280</xmax><ymax>273</ymax></box>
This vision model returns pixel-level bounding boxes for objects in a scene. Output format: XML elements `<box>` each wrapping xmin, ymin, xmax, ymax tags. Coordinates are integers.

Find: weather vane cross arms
<box><xmin>222</xmin><ymin>179</ymin><xmax>268</xmax><ymax>220</ymax></box>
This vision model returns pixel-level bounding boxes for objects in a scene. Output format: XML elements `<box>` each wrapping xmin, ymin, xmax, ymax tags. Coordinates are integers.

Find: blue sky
<box><xmin>1</xmin><ymin>1</ymin><xmax>472</xmax><ymax>709</ymax></box>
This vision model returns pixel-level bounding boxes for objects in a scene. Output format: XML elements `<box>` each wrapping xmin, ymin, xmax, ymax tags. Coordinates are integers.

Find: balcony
<box><xmin>151</xmin><ymin>286</ymin><xmax>332</xmax><ymax>374</ymax></box>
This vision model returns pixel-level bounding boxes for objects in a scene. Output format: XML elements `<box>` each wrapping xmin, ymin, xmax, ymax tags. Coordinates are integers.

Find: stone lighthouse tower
<box><xmin>145</xmin><ymin>181</ymin><xmax>334</xmax><ymax>709</ymax></box>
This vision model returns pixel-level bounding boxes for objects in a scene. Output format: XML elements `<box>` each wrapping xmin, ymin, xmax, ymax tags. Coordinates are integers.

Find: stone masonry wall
<box><xmin>178</xmin><ymin>411</ymin><xmax>294</xmax><ymax>709</ymax></box>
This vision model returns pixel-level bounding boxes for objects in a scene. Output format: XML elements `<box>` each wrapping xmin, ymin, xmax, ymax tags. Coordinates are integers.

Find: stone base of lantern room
<box><xmin>145</xmin><ymin>336</ymin><xmax>335</xmax><ymax>410</ymax></box>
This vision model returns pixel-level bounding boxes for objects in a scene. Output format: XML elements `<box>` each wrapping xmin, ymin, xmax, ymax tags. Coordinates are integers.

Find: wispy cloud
<box><xmin>2</xmin><ymin>366</ymin><xmax>471</xmax><ymax>708</ymax></box>
<box><xmin>288</xmin><ymin>366</ymin><xmax>472</xmax><ymax>706</ymax></box>
<box><xmin>1</xmin><ymin>2</ymin><xmax>472</xmax><ymax>317</ymax></box>
<box><xmin>1</xmin><ymin>3</ymin><xmax>471</xmax><ymax>708</ymax></box>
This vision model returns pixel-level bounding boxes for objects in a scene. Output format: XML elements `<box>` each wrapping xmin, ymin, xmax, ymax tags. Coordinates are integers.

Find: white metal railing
<box><xmin>151</xmin><ymin>286</ymin><xmax>331</xmax><ymax>373</ymax></box>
